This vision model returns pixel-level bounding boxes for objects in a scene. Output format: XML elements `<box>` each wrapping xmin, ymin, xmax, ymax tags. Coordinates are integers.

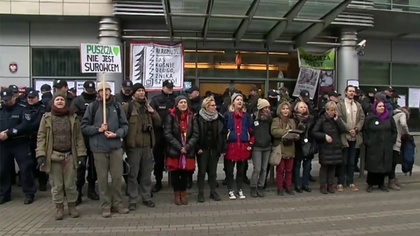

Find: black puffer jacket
<box><xmin>164</xmin><ymin>108</ymin><xmax>199</xmax><ymax>159</ymax></box>
<box><xmin>312</xmin><ymin>114</ymin><xmax>348</xmax><ymax>165</ymax></box>
<box><xmin>194</xmin><ymin>112</ymin><xmax>227</xmax><ymax>154</ymax></box>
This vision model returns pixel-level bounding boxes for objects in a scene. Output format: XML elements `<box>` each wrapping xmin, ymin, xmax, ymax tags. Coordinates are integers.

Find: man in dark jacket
<box><xmin>149</xmin><ymin>80</ymin><xmax>175</xmax><ymax>192</ymax></box>
<box><xmin>70</xmin><ymin>81</ymin><xmax>99</xmax><ymax>205</ymax></box>
<box><xmin>115</xmin><ymin>80</ymin><xmax>133</xmax><ymax>104</ymax></box>
<box><xmin>246</xmin><ymin>86</ymin><xmax>259</xmax><ymax>114</ymax></box>
<box><xmin>188</xmin><ymin>86</ymin><xmax>201</xmax><ymax>114</ymax></box>
<box><xmin>40</xmin><ymin>84</ymin><xmax>53</xmax><ymax>107</ymax></box>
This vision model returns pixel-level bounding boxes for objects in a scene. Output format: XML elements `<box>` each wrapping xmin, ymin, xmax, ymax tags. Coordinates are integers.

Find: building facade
<box><xmin>1</xmin><ymin>0</ymin><xmax>420</xmax><ymax>129</ymax></box>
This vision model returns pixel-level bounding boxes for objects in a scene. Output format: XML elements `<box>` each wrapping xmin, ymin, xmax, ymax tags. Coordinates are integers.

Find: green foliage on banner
<box><xmin>298</xmin><ymin>48</ymin><xmax>336</xmax><ymax>70</ymax></box>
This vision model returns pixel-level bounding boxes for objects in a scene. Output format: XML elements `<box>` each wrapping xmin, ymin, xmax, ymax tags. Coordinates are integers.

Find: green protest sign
<box><xmin>80</xmin><ymin>43</ymin><xmax>122</xmax><ymax>73</ymax></box>
<box><xmin>298</xmin><ymin>48</ymin><xmax>336</xmax><ymax>70</ymax></box>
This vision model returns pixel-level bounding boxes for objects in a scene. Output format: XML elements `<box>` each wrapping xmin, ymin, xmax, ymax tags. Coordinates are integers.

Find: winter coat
<box><xmin>36</xmin><ymin>113</ymin><xmax>87</xmax><ymax>173</ymax></box>
<box><xmin>312</xmin><ymin>114</ymin><xmax>347</xmax><ymax>165</ymax></box>
<box><xmin>81</xmin><ymin>98</ymin><xmax>129</xmax><ymax>153</ymax></box>
<box><xmin>163</xmin><ymin>109</ymin><xmax>199</xmax><ymax>167</ymax></box>
<box><xmin>225</xmin><ymin>111</ymin><xmax>254</xmax><ymax>162</ymax></box>
<box><xmin>336</xmin><ymin>99</ymin><xmax>365</xmax><ymax>148</ymax></box>
<box><xmin>363</xmin><ymin>113</ymin><xmax>397</xmax><ymax>173</ymax></box>
<box><xmin>252</xmin><ymin>112</ymin><xmax>272</xmax><ymax>150</ymax></box>
<box><xmin>123</xmin><ymin>101</ymin><xmax>161</xmax><ymax>149</ymax></box>
<box><xmin>194</xmin><ymin>112</ymin><xmax>227</xmax><ymax>155</ymax></box>
<box><xmin>293</xmin><ymin>115</ymin><xmax>316</xmax><ymax>159</ymax></box>
<box><xmin>271</xmin><ymin>117</ymin><xmax>296</xmax><ymax>158</ymax></box>
<box><xmin>393</xmin><ymin>108</ymin><xmax>410</xmax><ymax>153</ymax></box>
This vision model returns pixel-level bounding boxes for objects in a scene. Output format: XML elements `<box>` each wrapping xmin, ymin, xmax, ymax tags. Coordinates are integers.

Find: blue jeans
<box><xmin>338</xmin><ymin>141</ymin><xmax>357</xmax><ymax>186</ymax></box>
<box><xmin>294</xmin><ymin>156</ymin><xmax>311</xmax><ymax>189</ymax></box>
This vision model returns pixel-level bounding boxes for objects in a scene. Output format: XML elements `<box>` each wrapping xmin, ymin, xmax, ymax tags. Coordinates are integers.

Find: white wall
<box><xmin>0</xmin><ymin>21</ymin><xmax>98</xmax><ymax>87</ymax></box>
<box><xmin>361</xmin><ymin>38</ymin><xmax>420</xmax><ymax>63</ymax></box>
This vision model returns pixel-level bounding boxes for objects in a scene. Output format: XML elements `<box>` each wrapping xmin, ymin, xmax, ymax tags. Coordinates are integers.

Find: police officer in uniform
<box><xmin>25</xmin><ymin>89</ymin><xmax>48</xmax><ymax>191</ymax></box>
<box><xmin>115</xmin><ymin>80</ymin><xmax>134</xmax><ymax>104</ymax></box>
<box><xmin>149</xmin><ymin>80</ymin><xmax>175</xmax><ymax>192</ymax></box>
<box><xmin>40</xmin><ymin>84</ymin><xmax>53</xmax><ymax>107</ymax></box>
<box><xmin>0</xmin><ymin>88</ymin><xmax>37</xmax><ymax>205</ymax></box>
<box><xmin>70</xmin><ymin>81</ymin><xmax>100</xmax><ymax>204</ymax></box>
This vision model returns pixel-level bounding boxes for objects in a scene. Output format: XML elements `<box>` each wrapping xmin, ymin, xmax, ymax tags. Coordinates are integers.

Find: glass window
<box><xmin>392</xmin><ymin>63</ymin><xmax>420</xmax><ymax>86</ymax></box>
<box><xmin>32</xmin><ymin>48</ymin><xmax>95</xmax><ymax>77</ymax></box>
<box><xmin>359</xmin><ymin>61</ymin><xmax>390</xmax><ymax>85</ymax></box>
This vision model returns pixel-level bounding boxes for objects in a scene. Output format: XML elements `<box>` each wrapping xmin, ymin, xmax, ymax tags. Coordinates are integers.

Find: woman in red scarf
<box><xmin>164</xmin><ymin>95</ymin><xmax>199</xmax><ymax>205</ymax></box>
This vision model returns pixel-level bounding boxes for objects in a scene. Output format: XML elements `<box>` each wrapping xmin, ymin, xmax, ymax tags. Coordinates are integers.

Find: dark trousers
<box><xmin>171</xmin><ymin>170</ymin><xmax>189</xmax><ymax>191</ymax></box>
<box><xmin>389</xmin><ymin>151</ymin><xmax>400</xmax><ymax>180</ymax></box>
<box><xmin>225</xmin><ymin>160</ymin><xmax>245</xmax><ymax>191</ymax></box>
<box><xmin>366</xmin><ymin>172</ymin><xmax>385</xmax><ymax>186</ymax></box>
<box><xmin>243</xmin><ymin>161</ymin><xmax>249</xmax><ymax>179</ymax></box>
<box><xmin>0</xmin><ymin>142</ymin><xmax>37</xmax><ymax>198</ymax></box>
<box><xmin>30</xmin><ymin>138</ymin><xmax>48</xmax><ymax>186</ymax></box>
<box><xmin>153</xmin><ymin>134</ymin><xmax>165</xmax><ymax>182</ymax></box>
<box><xmin>76</xmin><ymin>147</ymin><xmax>97</xmax><ymax>190</ymax></box>
<box><xmin>197</xmin><ymin>149</ymin><xmax>219</xmax><ymax>193</ymax></box>
<box><xmin>338</xmin><ymin>141</ymin><xmax>357</xmax><ymax>186</ymax></box>
<box><xmin>319</xmin><ymin>164</ymin><xmax>336</xmax><ymax>186</ymax></box>
<box><xmin>294</xmin><ymin>155</ymin><xmax>311</xmax><ymax>188</ymax></box>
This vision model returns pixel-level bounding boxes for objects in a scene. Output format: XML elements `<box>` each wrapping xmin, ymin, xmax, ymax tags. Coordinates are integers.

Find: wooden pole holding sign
<box><xmin>102</xmin><ymin>73</ymin><xmax>107</xmax><ymax>124</ymax></box>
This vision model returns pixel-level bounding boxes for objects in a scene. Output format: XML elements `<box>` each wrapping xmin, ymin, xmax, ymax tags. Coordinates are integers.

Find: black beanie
<box><xmin>175</xmin><ymin>95</ymin><xmax>187</xmax><ymax>107</ymax></box>
<box><xmin>132</xmin><ymin>83</ymin><xmax>145</xmax><ymax>93</ymax></box>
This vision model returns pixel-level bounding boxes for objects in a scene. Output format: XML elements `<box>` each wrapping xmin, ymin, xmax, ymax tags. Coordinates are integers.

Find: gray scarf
<box><xmin>199</xmin><ymin>108</ymin><xmax>218</xmax><ymax>121</ymax></box>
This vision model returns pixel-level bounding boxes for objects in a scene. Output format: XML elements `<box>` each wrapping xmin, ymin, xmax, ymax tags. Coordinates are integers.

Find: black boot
<box><xmin>76</xmin><ymin>187</ymin><xmax>82</xmax><ymax>206</ymax></box>
<box><xmin>152</xmin><ymin>181</ymin><xmax>162</xmax><ymax>193</ymax></box>
<box><xmin>250</xmin><ymin>187</ymin><xmax>258</xmax><ymax>198</ymax></box>
<box><xmin>257</xmin><ymin>187</ymin><xmax>265</xmax><ymax>197</ymax></box>
<box><xmin>187</xmin><ymin>175</ymin><xmax>193</xmax><ymax>189</ymax></box>
<box><xmin>87</xmin><ymin>183</ymin><xmax>99</xmax><ymax>200</ymax></box>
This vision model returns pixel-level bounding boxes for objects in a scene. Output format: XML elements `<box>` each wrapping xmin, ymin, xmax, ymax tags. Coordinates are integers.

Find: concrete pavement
<box><xmin>1</xmin><ymin>172</ymin><xmax>420</xmax><ymax>236</ymax></box>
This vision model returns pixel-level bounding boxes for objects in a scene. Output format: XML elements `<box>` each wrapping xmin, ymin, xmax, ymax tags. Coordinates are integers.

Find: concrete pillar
<box><xmin>337</xmin><ymin>29</ymin><xmax>358</xmax><ymax>96</ymax></box>
<box><xmin>97</xmin><ymin>17</ymin><xmax>123</xmax><ymax>92</ymax></box>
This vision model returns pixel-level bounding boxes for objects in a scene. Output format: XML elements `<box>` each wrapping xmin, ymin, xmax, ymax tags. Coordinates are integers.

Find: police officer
<box><xmin>25</xmin><ymin>89</ymin><xmax>48</xmax><ymax>191</ymax></box>
<box><xmin>0</xmin><ymin>88</ymin><xmax>37</xmax><ymax>205</ymax></box>
<box><xmin>149</xmin><ymin>80</ymin><xmax>175</xmax><ymax>192</ymax></box>
<box><xmin>70</xmin><ymin>81</ymin><xmax>99</xmax><ymax>205</ymax></box>
<box><xmin>40</xmin><ymin>84</ymin><xmax>53</xmax><ymax>107</ymax></box>
<box><xmin>115</xmin><ymin>80</ymin><xmax>134</xmax><ymax>104</ymax></box>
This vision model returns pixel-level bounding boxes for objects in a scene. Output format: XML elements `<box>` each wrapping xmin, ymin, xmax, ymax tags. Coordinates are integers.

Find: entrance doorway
<box><xmin>199</xmin><ymin>80</ymin><xmax>265</xmax><ymax>98</ymax></box>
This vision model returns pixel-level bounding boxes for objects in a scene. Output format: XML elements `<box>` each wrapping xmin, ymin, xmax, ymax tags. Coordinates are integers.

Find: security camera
<box><xmin>357</xmin><ymin>39</ymin><xmax>366</xmax><ymax>47</ymax></box>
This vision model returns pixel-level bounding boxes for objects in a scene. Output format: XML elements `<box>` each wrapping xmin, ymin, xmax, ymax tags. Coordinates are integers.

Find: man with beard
<box><xmin>40</xmin><ymin>84</ymin><xmax>53</xmax><ymax>107</ymax></box>
<box><xmin>115</xmin><ymin>80</ymin><xmax>133</xmax><ymax>105</ymax></box>
<box><xmin>81</xmin><ymin>82</ymin><xmax>129</xmax><ymax>217</ymax></box>
<box><xmin>70</xmin><ymin>81</ymin><xmax>100</xmax><ymax>205</ymax></box>
<box><xmin>123</xmin><ymin>83</ymin><xmax>161</xmax><ymax>210</ymax></box>
<box><xmin>149</xmin><ymin>80</ymin><xmax>175</xmax><ymax>193</ymax></box>
<box><xmin>25</xmin><ymin>89</ymin><xmax>48</xmax><ymax>191</ymax></box>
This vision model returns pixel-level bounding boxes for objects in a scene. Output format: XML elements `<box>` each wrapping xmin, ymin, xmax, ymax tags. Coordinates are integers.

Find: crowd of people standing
<box><xmin>0</xmin><ymin>79</ymin><xmax>411</xmax><ymax>221</ymax></box>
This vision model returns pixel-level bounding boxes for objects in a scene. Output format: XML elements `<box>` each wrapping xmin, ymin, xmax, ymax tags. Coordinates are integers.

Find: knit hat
<box><xmin>257</xmin><ymin>98</ymin><xmax>270</xmax><ymax>110</ymax></box>
<box><xmin>132</xmin><ymin>83</ymin><xmax>145</xmax><ymax>93</ymax></box>
<box><xmin>231</xmin><ymin>93</ymin><xmax>243</xmax><ymax>103</ymax></box>
<box><xmin>97</xmin><ymin>82</ymin><xmax>111</xmax><ymax>92</ymax></box>
<box><xmin>175</xmin><ymin>95</ymin><xmax>187</xmax><ymax>106</ymax></box>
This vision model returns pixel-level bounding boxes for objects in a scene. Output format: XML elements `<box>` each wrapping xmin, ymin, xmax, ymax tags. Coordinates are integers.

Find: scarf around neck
<box><xmin>199</xmin><ymin>108</ymin><xmax>218</xmax><ymax>121</ymax></box>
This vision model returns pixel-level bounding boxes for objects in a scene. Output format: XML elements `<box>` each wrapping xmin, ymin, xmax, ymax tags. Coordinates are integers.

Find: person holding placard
<box><xmin>81</xmin><ymin>82</ymin><xmax>129</xmax><ymax>218</ymax></box>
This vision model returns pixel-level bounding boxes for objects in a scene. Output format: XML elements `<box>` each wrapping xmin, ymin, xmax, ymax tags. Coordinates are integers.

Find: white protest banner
<box><xmin>292</xmin><ymin>67</ymin><xmax>321</xmax><ymax>99</ymax></box>
<box><xmin>80</xmin><ymin>44</ymin><xmax>122</xmax><ymax>73</ymax></box>
<box><xmin>130</xmin><ymin>43</ymin><xmax>184</xmax><ymax>91</ymax></box>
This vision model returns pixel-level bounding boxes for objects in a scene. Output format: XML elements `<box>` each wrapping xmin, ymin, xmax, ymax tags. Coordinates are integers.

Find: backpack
<box><xmin>90</xmin><ymin>100</ymin><xmax>133</xmax><ymax>123</ymax></box>
<box><xmin>401</xmin><ymin>134</ymin><xmax>416</xmax><ymax>176</ymax></box>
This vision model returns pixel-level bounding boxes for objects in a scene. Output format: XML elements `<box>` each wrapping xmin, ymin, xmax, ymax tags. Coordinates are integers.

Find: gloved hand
<box><xmin>78</xmin><ymin>156</ymin><xmax>87</xmax><ymax>167</ymax></box>
<box><xmin>37</xmin><ymin>156</ymin><xmax>46</xmax><ymax>169</ymax></box>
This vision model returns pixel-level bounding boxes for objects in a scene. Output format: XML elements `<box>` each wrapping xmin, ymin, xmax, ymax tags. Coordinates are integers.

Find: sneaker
<box><xmin>349</xmin><ymin>184</ymin><xmax>359</xmax><ymax>191</ymax></box>
<box><xmin>336</xmin><ymin>184</ymin><xmax>344</xmax><ymax>192</ymax></box>
<box><xmin>228</xmin><ymin>190</ymin><xmax>236</xmax><ymax>200</ymax></box>
<box><xmin>237</xmin><ymin>189</ymin><xmax>246</xmax><ymax>199</ymax></box>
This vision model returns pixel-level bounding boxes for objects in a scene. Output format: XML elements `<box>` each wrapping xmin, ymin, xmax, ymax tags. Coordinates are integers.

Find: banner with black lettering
<box><xmin>130</xmin><ymin>43</ymin><xmax>184</xmax><ymax>91</ymax></box>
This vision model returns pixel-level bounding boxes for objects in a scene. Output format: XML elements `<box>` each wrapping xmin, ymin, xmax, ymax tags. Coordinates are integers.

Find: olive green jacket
<box><xmin>35</xmin><ymin>112</ymin><xmax>87</xmax><ymax>173</ymax></box>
